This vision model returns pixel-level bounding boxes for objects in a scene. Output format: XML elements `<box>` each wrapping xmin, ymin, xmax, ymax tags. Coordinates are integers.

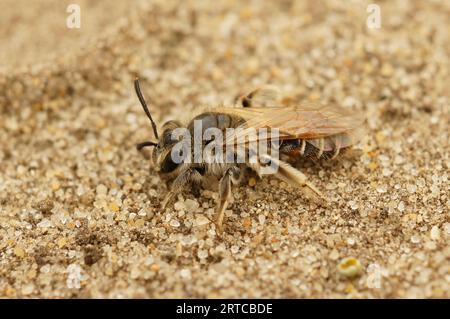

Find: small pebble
<box><xmin>444</xmin><ymin>223</ymin><xmax>450</xmax><ymax>235</ymax></box>
<box><xmin>231</xmin><ymin>245</ymin><xmax>240</xmax><ymax>254</ymax></box>
<box><xmin>174</xmin><ymin>201</ymin><xmax>185</xmax><ymax>211</ymax></box>
<box><xmin>411</xmin><ymin>235</ymin><xmax>421</xmax><ymax>244</ymax></box>
<box><xmin>406</xmin><ymin>184</ymin><xmax>417</xmax><ymax>193</ymax></box>
<box><xmin>109</xmin><ymin>202</ymin><xmax>120</xmax><ymax>212</ymax></box>
<box><xmin>180</xmin><ymin>269</ymin><xmax>191</xmax><ymax>279</ymax></box>
<box><xmin>424</xmin><ymin>241</ymin><xmax>436</xmax><ymax>250</ymax></box>
<box><xmin>197</xmin><ymin>249</ymin><xmax>208</xmax><ymax>259</ymax></box>
<box><xmin>150</xmin><ymin>264</ymin><xmax>160</xmax><ymax>272</ymax></box>
<box><xmin>348</xmin><ymin>201</ymin><xmax>358</xmax><ymax>210</ymax></box>
<box><xmin>170</xmin><ymin>219</ymin><xmax>180</xmax><ymax>228</ymax></box>
<box><xmin>376</xmin><ymin>185</ymin><xmax>387</xmax><ymax>193</ymax></box>
<box><xmin>430</xmin><ymin>226</ymin><xmax>440</xmax><ymax>241</ymax></box>
<box><xmin>37</xmin><ymin>219</ymin><xmax>53</xmax><ymax>228</ymax></box>
<box><xmin>329</xmin><ymin>249</ymin><xmax>340</xmax><ymax>260</ymax></box>
<box><xmin>134</xmin><ymin>219</ymin><xmax>145</xmax><ymax>228</ymax></box>
<box><xmin>57</xmin><ymin>238</ymin><xmax>67</xmax><ymax>248</ymax></box>
<box><xmin>337</xmin><ymin>257</ymin><xmax>362</xmax><ymax>278</ymax></box>
<box><xmin>184</xmin><ymin>199</ymin><xmax>200</xmax><ymax>213</ymax></box>
<box><xmin>96</xmin><ymin>184</ymin><xmax>108</xmax><ymax>196</ymax></box>
<box><xmin>194</xmin><ymin>215</ymin><xmax>210</xmax><ymax>227</ymax></box>
<box><xmin>21</xmin><ymin>284</ymin><xmax>35</xmax><ymax>295</ymax></box>
<box><xmin>258</xmin><ymin>214</ymin><xmax>266</xmax><ymax>225</ymax></box>
<box><xmin>14</xmin><ymin>246</ymin><xmax>25</xmax><ymax>258</ymax></box>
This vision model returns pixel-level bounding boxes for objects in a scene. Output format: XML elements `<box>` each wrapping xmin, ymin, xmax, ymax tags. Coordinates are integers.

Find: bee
<box><xmin>134</xmin><ymin>78</ymin><xmax>362</xmax><ymax>232</ymax></box>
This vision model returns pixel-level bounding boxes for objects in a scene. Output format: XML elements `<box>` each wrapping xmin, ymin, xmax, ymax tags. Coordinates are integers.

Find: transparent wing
<box><xmin>212</xmin><ymin>104</ymin><xmax>363</xmax><ymax>147</ymax></box>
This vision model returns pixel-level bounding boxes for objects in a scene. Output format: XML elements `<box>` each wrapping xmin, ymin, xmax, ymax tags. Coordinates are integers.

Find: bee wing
<box><xmin>213</xmin><ymin>104</ymin><xmax>363</xmax><ymax>147</ymax></box>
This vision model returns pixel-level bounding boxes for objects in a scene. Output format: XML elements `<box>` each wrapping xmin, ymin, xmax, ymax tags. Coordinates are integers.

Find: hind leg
<box><xmin>248</xmin><ymin>155</ymin><xmax>327</xmax><ymax>204</ymax></box>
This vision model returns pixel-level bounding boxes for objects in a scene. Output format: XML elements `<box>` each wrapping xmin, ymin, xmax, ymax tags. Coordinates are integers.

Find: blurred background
<box><xmin>0</xmin><ymin>0</ymin><xmax>448</xmax><ymax>298</ymax></box>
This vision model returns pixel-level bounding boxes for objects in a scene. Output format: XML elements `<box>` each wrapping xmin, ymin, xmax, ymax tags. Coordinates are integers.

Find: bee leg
<box><xmin>214</xmin><ymin>167</ymin><xmax>240</xmax><ymax>233</ymax></box>
<box><xmin>234</xmin><ymin>89</ymin><xmax>256</xmax><ymax>108</ymax></box>
<box><xmin>214</xmin><ymin>174</ymin><xmax>231</xmax><ymax>233</ymax></box>
<box><xmin>275</xmin><ymin>159</ymin><xmax>328</xmax><ymax>204</ymax></box>
<box><xmin>191</xmin><ymin>183</ymin><xmax>202</xmax><ymax>198</ymax></box>
<box><xmin>316</xmin><ymin>138</ymin><xmax>324</xmax><ymax>159</ymax></box>
<box><xmin>235</xmin><ymin>86</ymin><xmax>280</xmax><ymax>108</ymax></box>
<box><xmin>249</xmin><ymin>155</ymin><xmax>328</xmax><ymax>204</ymax></box>
<box><xmin>330</xmin><ymin>137</ymin><xmax>342</xmax><ymax>160</ymax></box>
<box><xmin>161</xmin><ymin>168</ymin><xmax>202</xmax><ymax>209</ymax></box>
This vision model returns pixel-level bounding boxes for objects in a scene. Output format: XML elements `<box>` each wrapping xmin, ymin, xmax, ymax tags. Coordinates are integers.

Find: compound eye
<box><xmin>160</xmin><ymin>153</ymin><xmax>179</xmax><ymax>173</ymax></box>
<box><xmin>162</xmin><ymin>129</ymin><xmax>179</xmax><ymax>146</ymax></box>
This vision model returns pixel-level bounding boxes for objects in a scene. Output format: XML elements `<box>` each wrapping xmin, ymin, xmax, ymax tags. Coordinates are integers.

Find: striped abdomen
<box><xmin>280</xmin><ymin>134</ymin><xmax>353</xmax><ymax>160</ymax></box>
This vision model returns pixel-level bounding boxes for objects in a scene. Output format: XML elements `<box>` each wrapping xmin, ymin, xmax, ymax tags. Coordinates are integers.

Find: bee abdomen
<box><xmin>280</xmin><ymin>134</ymin><xmax>352</xmax><ymax>160</ymax></box>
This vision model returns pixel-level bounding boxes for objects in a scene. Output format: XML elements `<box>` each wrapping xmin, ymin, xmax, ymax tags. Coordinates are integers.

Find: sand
<box><xmin>0</xmin><ymin>0</ymin><xmax>448</xmax><ymax>298</ymax></box>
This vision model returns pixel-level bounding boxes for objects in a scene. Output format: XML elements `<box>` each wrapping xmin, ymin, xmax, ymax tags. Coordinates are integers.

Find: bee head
<box><xmin>152</xmin><ymin>121</ymin><xmax>183</xmax><ymax>174</ymax></box>
<box><xmin>134</xmin><ymin>78</ymin><xmax>182</xmax><ymax>175</ymax></box>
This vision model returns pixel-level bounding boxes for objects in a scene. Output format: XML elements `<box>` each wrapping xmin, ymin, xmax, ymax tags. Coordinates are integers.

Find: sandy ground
<box><xmin>0</xmin><ymin>0</ymin><xmax>448</xmax><ymax>298</ymax></box>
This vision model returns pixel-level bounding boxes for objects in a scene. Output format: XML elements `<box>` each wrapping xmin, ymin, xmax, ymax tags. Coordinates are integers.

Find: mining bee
<box><xmin>134</xmin><ymin>78</ymin><xmax>362</xmax><ymax>232</ymax></box>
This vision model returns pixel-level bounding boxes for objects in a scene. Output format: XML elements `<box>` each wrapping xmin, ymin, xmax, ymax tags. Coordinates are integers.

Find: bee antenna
<box><xmin>134</xmin><ymin>77</ymin><xmax>159</xmax><ymax>139</ymax></box>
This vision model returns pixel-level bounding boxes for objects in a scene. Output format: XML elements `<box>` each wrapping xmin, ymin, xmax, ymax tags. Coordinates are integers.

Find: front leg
<box><xmin>161</xmin><ymin>168</ymin><xmax>202</xmax><ymax>208</ymax></box>
<box><xmin>214</xmin><ymin>167</ymin><xmax>240</xmax><ymax>233</ymax></box>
